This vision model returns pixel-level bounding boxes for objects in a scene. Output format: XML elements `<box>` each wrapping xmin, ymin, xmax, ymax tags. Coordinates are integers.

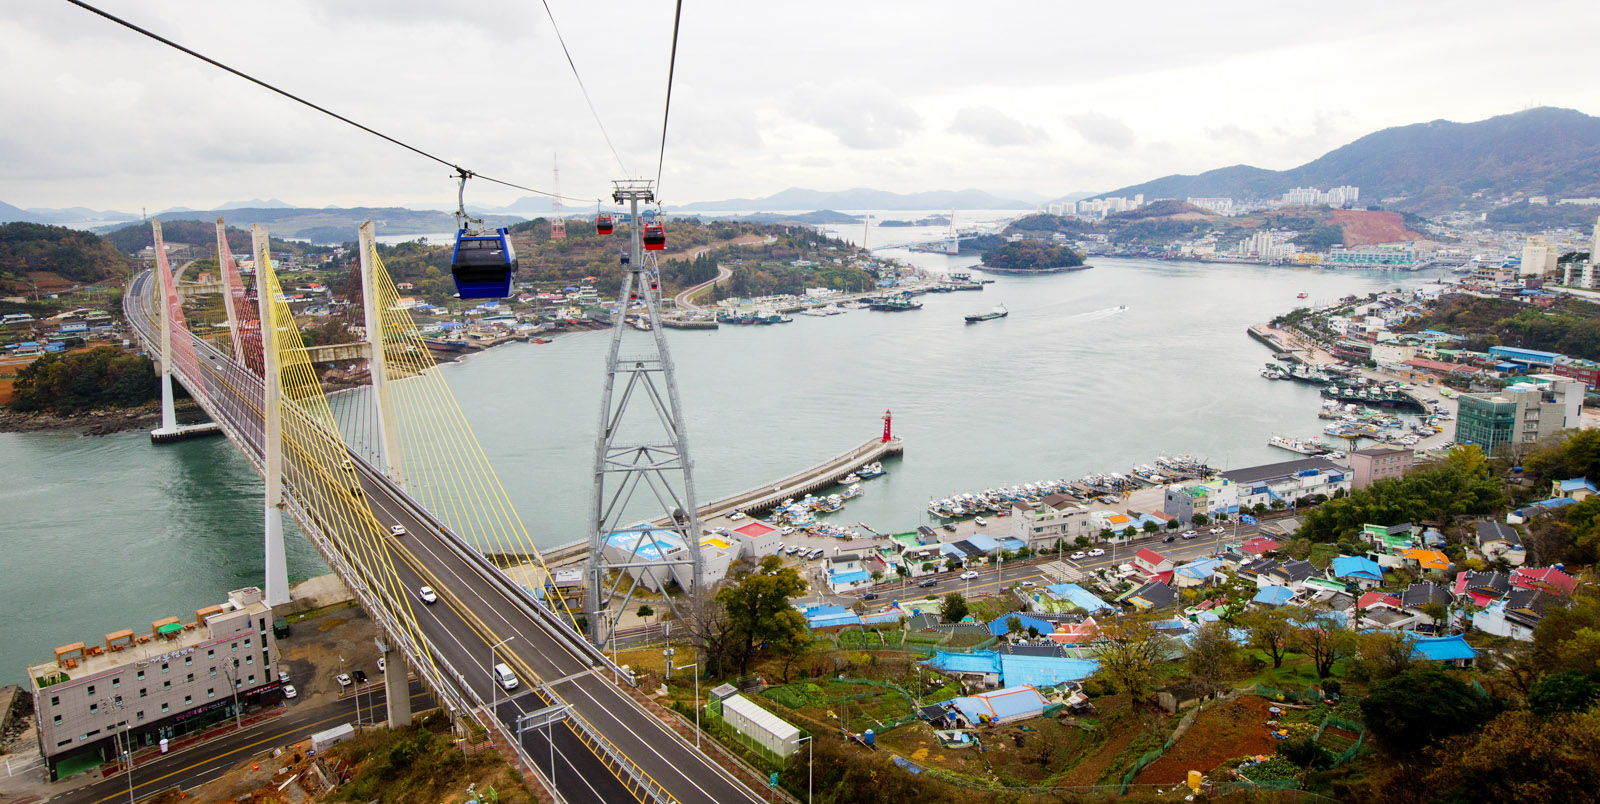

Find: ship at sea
<box><xmin>965</xmin><ymin>303</ymin><xmax>1008</xmax><ymax>324</ymax></box>
<box><xmin>867</xmin><ymin>295</ymin><xmax>923</xmax><ymax>312</ymax></box>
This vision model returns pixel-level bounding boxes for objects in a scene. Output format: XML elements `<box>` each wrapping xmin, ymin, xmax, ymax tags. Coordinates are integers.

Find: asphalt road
<box><xmin>127</xmin><ymin>272</ymin><xmax>762</xmax><ymax>804</ymax></box>
<box><xmin>48</xmin><ymin>682</ymin><xmax>432</xmax><ymax>804</ymax></box>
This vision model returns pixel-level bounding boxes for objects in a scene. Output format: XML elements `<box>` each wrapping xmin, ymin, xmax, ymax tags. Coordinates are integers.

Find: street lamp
<box><xmin>489</xmin><ymin>637</ymin><xmax>515</xmax><ymax>717</ymax></box>
<box><xmin>672</xmin><ymin>661</ymin><xmax>700</xmax><ymax>748</ymax></box>
<box><xmin>223</xmin><ymin>661</ymin><xmax>243</xmax><ymax>729</ymax></box>
<box><xmin>100</xmin><ymin>696</ymin><xmax>134</xmax><ymax>804</ymax></box>
<box><xmin>796</xmin><ymin>735</ymin><xmax>813</xmax><ymax>804</ymax></box>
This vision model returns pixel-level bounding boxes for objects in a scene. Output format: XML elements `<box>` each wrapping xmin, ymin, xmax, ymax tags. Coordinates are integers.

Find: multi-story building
<box><xmin>1009</xmin><ymin>493</ymin><xmax>1093</xmax><ymax>548</ymax></box>
<box><xmin>1560</xmin><ymin>260</ymin><xmax>1599</xmax><ymax>289</ymax></box>
<box><xmin>1554</xmin><ymin>358</ymin><xmax>1600</xmax><ymax>390</ymax></box>
<box><xmin>28</xmin><ymin>588</ymin><xmax>283</xmax><ymax>781</ymax></box>
<box><xmin>1349</xmin><ymin>445</ymin><xmax>1414</xmax><ymax>490</ymax></box>
<box><xmin>1186</xmin><ymin>197</ymin><xmax>1235</xmax><ymax>215</ymax></box>
<box><xmin>1520</xmin><ymin>236</ymin><xmax>1561</xmax><ymax>277</ymax></box>
<box><xmin>1326</xmin><ymin>244</ymin><xmax>1419</xmax><ymax>269</ymax></box>
<box><xmin>1455</xmin><ymin>377</ymin><xmax>1584</xmax><ymax>454</ymax></box>
<box><xmin>1164</xmin><ymin>458</ymin><xmax>1349</xmax><ymax>521</ymax></box>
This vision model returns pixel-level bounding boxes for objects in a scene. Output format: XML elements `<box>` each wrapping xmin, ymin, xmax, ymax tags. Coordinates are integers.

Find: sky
<box><xmin>6</xmin><ymin>0</ymin><xmax>1600</xmax><ymax>212</ymax></box>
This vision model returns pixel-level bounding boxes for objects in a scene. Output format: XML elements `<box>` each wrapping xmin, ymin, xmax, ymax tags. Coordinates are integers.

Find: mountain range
<box><xmin>671</xmin><ymin>187</ymin><xmax>1033</xmax><ymax>212</ymax></box>
<box><xmin>1098</xmin><ymin>107</ymin><xmax>1600</xmax><ymax>213</ymax></box>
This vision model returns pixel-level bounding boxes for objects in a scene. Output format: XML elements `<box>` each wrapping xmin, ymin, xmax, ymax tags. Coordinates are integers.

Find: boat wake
<box><xmin>1078</xmin><ymin>305</ymin><xmax>1128</xmax><ymax>320</ymax></box>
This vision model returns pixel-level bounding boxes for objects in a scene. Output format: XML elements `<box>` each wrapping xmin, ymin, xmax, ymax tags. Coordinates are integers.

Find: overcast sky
<box><xmin>7</xmin><ymin>0</ymin><xmax>1599</xmax><ymax>212</ymax></box>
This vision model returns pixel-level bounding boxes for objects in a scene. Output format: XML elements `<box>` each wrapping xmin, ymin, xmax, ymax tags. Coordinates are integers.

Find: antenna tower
<box><xmin>550</xmin><ymin>154</ymin><xmax>566</xmax><ymax>240</ymax></box>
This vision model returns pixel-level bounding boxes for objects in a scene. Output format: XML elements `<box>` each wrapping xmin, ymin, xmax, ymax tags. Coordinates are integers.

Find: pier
<box><xmin>539</xmin><ymin>433</ymin><xmax>905</xmax><ymax>566</ymax></box>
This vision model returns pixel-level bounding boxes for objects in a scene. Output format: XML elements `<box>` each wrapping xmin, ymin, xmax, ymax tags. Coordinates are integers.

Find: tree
<box><xmin>636</xmin><ymin>604</ymin><xmax>654</xmax><ymax>620</ymax></box>
<box><xmin>1292</xmin><ymin>609</ymin><xmax>1355</xmax><ymax>679</ymax></box>
<box><xmin>1006</xmin><ymin>616</ymin><xmax>1024</xmax><ymax>638</ymax></box>
<box><xmin>1098</xmin><ymin>528</ymin><xmax>1114</xmax><ymax>542</ymax></box>
<box><xmin>1417</xmin><ymin>708</ymin><xmax>1600</xmax><ymax>804</ymax></box>
<box><xmin>1359</xmin><ymin>666</ymin><xmax>1492</xmax><ymax>754</ymax></box>
<box><xmin>1122</xmin><ymin>526</ymin><xmax>1138</xmax><ymax>539</ymax></box>
<box><xmin>1142</xmin><ymin>521</ymin><xmax>1160</xmax><ymax>534</ymax></box>
<box><xmin>1182</xmin><ymin>621</ymin><xmax>1240</xmax><ymax>697</ymax></box>
<box><xmin>1166</xmin><ymin>519</ymin><xmax>1181</xmax><ymax>530</ymax></box>
<box><xmin>1531</xmin><ymin>589</ymin><xmax>1600</xmax><ymax>676</ymax></box>
<box><xmin>1091</xmin><ymin>616</ymin><xmax>1170</xmax><ymax>707</ymax></box>
<box><xmin>715</xmin><ymin>555</ymin><xmax>809</xmax><ymax>676</ymax></box>
<box><xmin>1349</xmin><ymin>629</ymin><xmax>1417</xmax><ymax>682</ymax></box>
<box><xmin>940</xmin><ymin>593</ymin><xmax>969</xmax><ymax>623</ymax></box>
<box><xmin>1191</xmin><ymin>513</ymin><xmax>1209</xmax><ymax>526</ymax></box>
<box><xmin>1527</xmin><ymin>669</ymin><xmax>1600</xmax><ymax>716</ymax></box>
<box><xmin>1204</xmin><ymin>571</ymin><xmax>1261</xmax><ymax>621</ymax></box>
<box><xmin>1239</xmin><ymin>607</ymin><xmax>1297</xmax><ymax>669</ymax></box>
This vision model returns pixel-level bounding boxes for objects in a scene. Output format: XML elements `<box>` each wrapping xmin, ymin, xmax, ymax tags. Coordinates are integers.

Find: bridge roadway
<box><xmin>126</xmin><ymin>272</ymin><xmax>761</xmax><ymax>804</ymax></box>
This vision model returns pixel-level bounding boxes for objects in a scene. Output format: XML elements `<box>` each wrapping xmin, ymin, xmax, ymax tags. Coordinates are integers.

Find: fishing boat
<box><xmin>1297</xmin><ymin>292</ymin><xmax>1309</xmax><ymax>299</ymax></box>
<box><xmin>1269</xmin><ymin>435</ymin><xmax>1331</xmax><ymax>455</ymax></box>
<box><xmin>867</xmin><ymin>296</ymin><xmax>923</xmax><ymax>312</ymax></box>
<box><xmin>964</xmin><ymin>303</ymin><xmax>1008</xmax><ymax>324</ymax></box>
<box><xmin>1323</xmin><ymin>423</ymin><xmax>1360</xmax><ymax>440</ymax></box>
<box><xmin>858</xmin><ymin>462</ymin><xmax>885</xmax><ymax>478</ymax></box>
<box><xmin>841</xmin><ymin>483</ymin><xmax>862</xmax><ymax>500</ymax></box>
<box><xmin>839</xmin><ymin>473</ymin><xmax>860</xmax><ymax>485</ymax></box>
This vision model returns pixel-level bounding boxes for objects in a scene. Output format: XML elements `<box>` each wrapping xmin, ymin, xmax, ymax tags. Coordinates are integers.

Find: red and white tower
<box><xmin>882</xmin><ymin>409</ymin><xmax>893</xmax><ymax>443</ymax></box>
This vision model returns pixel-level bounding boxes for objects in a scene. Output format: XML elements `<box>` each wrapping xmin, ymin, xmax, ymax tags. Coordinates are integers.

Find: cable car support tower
<box><xmin>587</xmin><ymin>179</ymin><xmax>703</xmax><ymax>649</ymax></box>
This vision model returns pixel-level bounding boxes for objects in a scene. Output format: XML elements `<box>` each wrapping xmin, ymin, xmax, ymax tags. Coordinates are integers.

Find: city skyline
<box><xmin>6</xmin><ymin>0</ymin><xmax>1599</xmax><ymax>211</ymax></box>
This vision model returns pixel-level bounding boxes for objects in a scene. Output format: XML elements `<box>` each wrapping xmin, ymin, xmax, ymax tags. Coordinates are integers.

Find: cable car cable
<box><xmin>63</xmin><ymin>0</ymin><xmax>599</xmax><ymax>204</ymax></box>
<box><xmin>654</xmin><ymin>0</ymin><xmax>684</xmax><ymax>191</ymax></box>
<box><xmin>537</xmin><ymin>0</ymin><xmax>629</xmax><ymax>177</ymax></box>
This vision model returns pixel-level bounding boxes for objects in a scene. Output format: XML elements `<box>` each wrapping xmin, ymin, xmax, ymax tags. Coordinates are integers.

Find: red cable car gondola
<box><xmin>642</xmin><ymin>223</ymin><xmax>666</xmax><ymax>251</ymax></box>
<box><xmin>596</xmin><ymin>213</ymin><xmax>614</xmax><ymax>235</ymax></box>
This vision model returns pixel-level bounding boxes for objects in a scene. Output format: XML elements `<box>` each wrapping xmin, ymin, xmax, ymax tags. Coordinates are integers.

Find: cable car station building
<box><xmin>26</xmin><ymin>587</ymin><xmax>284</xmax><ymax>780</ymax></box>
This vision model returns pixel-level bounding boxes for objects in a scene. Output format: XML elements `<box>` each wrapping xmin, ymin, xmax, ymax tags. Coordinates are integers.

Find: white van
<box><xmin>493</xmin><ymin>663</ymin><xmax>518</xmax><ymax>691</ymax></box>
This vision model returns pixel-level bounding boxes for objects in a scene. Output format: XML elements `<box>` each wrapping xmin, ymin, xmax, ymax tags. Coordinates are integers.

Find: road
<box><xmin>48</xmin><ymin>682</ymin><xmax>432</xmax><ymax>804</ymax></box>
<box><xmin>126</xmin><ymin>272</ymin><xmax>760</xmax><ymax>804</ymax></box>
<box><xmin>672</xmin><ymin>262</ymin><xmax>732</xmax><ymax>310</ymax></box>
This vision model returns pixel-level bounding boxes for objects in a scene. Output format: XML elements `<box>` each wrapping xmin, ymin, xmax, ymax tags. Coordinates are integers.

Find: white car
<box><xmin>417</xmin><ymin>586</ymin><xmax>438</xmax><ymax>604</ymax></box>
<box><xmin>728</xmin><ymin>512</ymin><xmax>747</xmax><ymax>521</ymax></box>
<box><xmin>336</xmin><ymin>673</ymin><xmax>352</xmax><ymax>688</ymax></box>
<box><xmin>390</xmin><ymin>524</ymin><xmax>407</xmax><ymax>537</ymax></box>
<box><xmin>377</xmin><ymin>657</ymin><xmax>386</xmax><ymax>674</ymax></box>
<box><xmin>1182</xmin><ymin>530</ymin><xmax>1199</xmax><ymax>539</ymax></box>
<box><xmin>959</xmin><ymin>570</ymin><xmax>980</xmax><ymax>580</ymax></box>
<box><xmin>1087</xmin><ymin>548</ymin><xmax>1106</xmax><ymax>557</ymax></box>
<box><xmin>780</xmin><ymin>526</ymin><xmax>795</xmax><ymax>535</ymax></box>
<box><xmin>974</xmin><ymin>517</ymin><xmax>988</xmax><ymax>526</ymax></box>
<box><xmin>1069</xmin><ymin>551</ymin><xmax>1087</xmax><ymax>561</ymax></box>
<box><xmin>277</xmin><ymin>670</ymin><xmax>291</xmax><ymax>684</ymax></box>
<box><xmin>283</xmin><ymin>684</ymin><xmax>297</xmax><ymax>699</ymax></box>
<box><xmin>1019</xmin><ymin>581</ymin><xmax>1037</xmax><ymax>588</ymax></box>
<box><xmin>1209</xmin><ymin>526</ymin><xmax>1226</xmax><ymax>535</ymax></box>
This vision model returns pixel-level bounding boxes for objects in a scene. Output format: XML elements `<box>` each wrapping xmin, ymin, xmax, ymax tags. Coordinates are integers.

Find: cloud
<box><xmin>948</xmin><ymin>107</ymin><xmax>1048</xmax><ymax>147</ymax></box>
<box><xmin>1063</xmin><ymin>112</ymin><xmax>1136</xmax><ymax>150</ymax></box>
<box><xmin>1204</xmin><ymin>124</ymin><xmax>1264</xmax><ymax>149</ymax></box>
<box><xmin>790</xmin><ymin>83</ymin><xmax>922</xmax><ymax>150</ymax></box>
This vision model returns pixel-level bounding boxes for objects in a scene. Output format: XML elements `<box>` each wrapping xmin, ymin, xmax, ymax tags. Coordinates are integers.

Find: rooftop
<box><xmin>1221</xmin><ymin>457</ymin><xmax>1341</xmax><ymax>485</ymax></box>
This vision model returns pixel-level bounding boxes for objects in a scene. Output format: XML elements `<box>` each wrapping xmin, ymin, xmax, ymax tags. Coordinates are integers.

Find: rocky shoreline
<box><xmin>0</xmin><ymin>400</ymin><xmax>189</xmax><ymax>436</ymax></box>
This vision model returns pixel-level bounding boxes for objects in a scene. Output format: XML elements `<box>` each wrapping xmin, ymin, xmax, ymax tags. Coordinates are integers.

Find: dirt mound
<box><xmin>1330</xmin><ymin>210</ymin><xmax>1424</xmax><ymax>246</ymax></box>
<box><xmin>1135</xmin><ymin>696</ymin><xmax>1283</xmax><ymax>784</ymax></box>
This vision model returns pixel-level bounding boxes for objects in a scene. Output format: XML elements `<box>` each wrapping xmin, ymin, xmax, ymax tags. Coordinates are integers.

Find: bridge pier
<box><xmin>379</xmin><ymin>639</ymin><xmax>412</xmax><ymax>727</ymax></box>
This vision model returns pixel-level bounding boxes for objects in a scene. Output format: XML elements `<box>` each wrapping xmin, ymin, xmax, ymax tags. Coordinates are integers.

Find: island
<box><xmin>977</xmin><ymin>240</ymin><xmax>1090</xmax><ymax>274</ymax></box>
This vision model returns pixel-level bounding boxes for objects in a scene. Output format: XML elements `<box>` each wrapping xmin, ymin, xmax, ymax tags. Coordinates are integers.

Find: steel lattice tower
<box><xmin>586</xmin><ymin>179</ymin><xmax>703</xmax><ymax>648</ymax></box>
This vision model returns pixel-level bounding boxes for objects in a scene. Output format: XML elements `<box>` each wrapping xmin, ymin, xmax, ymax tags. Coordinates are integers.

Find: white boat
<box><xmin>1269</xmin><ymin>435</ymin><xmax>1330</xmax><ymax>455</ymax></box>
<box><xmin>839</xmin><ymin>473</ymin><xmax>860</xmax><ymax>484</ymax></box>
<box><xmin>841</xmin><ymin>483</ymin><xmax>862</xmax><ymax>500</ymax></box>
<box><xmin>858</xmin><ymin>462</ymin><xmax>885</xmax><ymax>478</ymax></box>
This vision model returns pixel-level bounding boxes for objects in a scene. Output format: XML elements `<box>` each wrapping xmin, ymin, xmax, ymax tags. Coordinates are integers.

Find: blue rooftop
<box><xmin>1252</xmin><ymin>586</ymin><xmax>1295</xmax><ymax>606</ymax></box>
<box><xmin>829</xmin><ymin>569</ymin><xmax>871</xmax><ymax>586</ymax></box>
<box><xmin>1411</xmin><ymin>634</ymin><xmax>1477</xmax><ymax>662</ymax></box>
<box><xmin>1174</xmin><ymin>557</ymin><xmax>1225</xmax><ymax>580</ymax></box>
<box><xmin>1331</xmin><ymin>555</ymin><xmax>1384</xmax><ymax>581</ymax></box>
<box><xmin>802</xmin><ymin>604</ymin><xmax>861</xmax><ymax>629</ymax></box>
<box><xmin>998</xmin><ymin>537</ymin><xmax>1027</xmax><ymax>552</ymax></box>
<box><xmin>948</xmin><ymin>686</ymin><xmax>1048</xmax><ymax>724</ymax></box>
<box><xmin>924</xmin><ymin>650</ymin><xmax>1001</xmax><ymax>676</ymax></box>
<box><xmin>1000</xmin><ymin>655</ymin><xmax>1098</xmax><ymax>688</ymax></box>
<box><xmin>965</xmin><ymin>534</ymin><xmax>1002</xmax><ymax>553</ymax></box>
<box><xmin>1558</xmin><ymin>478</ymin><xmax>1596</xmax><ymax>493</ymax></box>
<box><xmin>988</xmin><ymin>613</ymin><xmax>1054</xmax><ymax>637</ymax></box>
<box><xmin>604</xmin><ymin>529</ymin><xmax>684</xmax><ymax>562</ymax></box>
<box><xmin>1045</xmin><ymin>583</ymin><xmax>1112</xmax><ymax>613</ymax></box>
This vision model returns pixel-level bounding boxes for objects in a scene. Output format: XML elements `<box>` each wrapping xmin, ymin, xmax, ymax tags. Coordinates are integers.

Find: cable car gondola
<box><xmin>596</xmin><ymin>213</ymin><xmax>614</xmax><ymax>235</ymax></box>
<box><xmin>450</xmin><ymin>227</ymin><xmax>518</xmax><ymax>299</ymax></box>
<box><xmin>642</xmin><ymin>223</ymin><xmax>666</xmax><ymax>251</ymax></box>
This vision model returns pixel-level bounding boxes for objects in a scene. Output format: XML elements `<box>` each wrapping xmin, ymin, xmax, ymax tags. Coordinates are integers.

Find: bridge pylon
<box><xmin>252</xmin><ymin>224</ymin><xmax>290</xmax><ymax>607</ymax></box>
<box><xmin>151</xmin><ymin>220</ymin><xmax>180</xmax><ymax>437</ymax></box>
<box><xmin>586</xmin><ymin>179</ymin><xmax>704</xmax><ymax>649</ymax></box>
<box><xmin>357</xmin><ymin>222</ymin><xmax>403</xmax><ymax>487</ymax></box>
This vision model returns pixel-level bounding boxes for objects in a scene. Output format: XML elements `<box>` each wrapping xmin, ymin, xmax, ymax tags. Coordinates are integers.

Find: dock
<box><xmin>538</xmin><ymin>435</ymin><xmax>905</xmax><ymax>566</ymax></box>
<box><xmin>150</xmin><ymin>422</ymin><xmax>222</xmax><ymax>444</ymax></box>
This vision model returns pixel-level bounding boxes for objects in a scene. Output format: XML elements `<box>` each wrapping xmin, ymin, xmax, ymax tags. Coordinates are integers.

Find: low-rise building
<box><xmin>719</xmin><ymin>694</ymin><xmax>803</xmax><ymax>758</ymax></box>
<box><xmin>28</xmin><ymin>588</ymin><xmax>283</xmax><ymax>781</ymax></box>
<box><xmin>1348</xmin><ymin>445</ymin><xmax>1413</xmax><ymax>490</ymax></box>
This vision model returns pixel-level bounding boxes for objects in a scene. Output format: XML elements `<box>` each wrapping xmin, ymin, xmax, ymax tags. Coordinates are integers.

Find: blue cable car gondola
<box><xmin>596</xmin><ymin>213</ymin><xmax>614</xmax><ymax>235</ymax></box>
<box><xmin>642</xmin><ymin>223</ymin><xmax>666</xmax><ymax>251</ymax></box>
<box><xmin>451</xmin><ymin>227</ymin><xmax>517</xmax><ymax>298</ymax></box>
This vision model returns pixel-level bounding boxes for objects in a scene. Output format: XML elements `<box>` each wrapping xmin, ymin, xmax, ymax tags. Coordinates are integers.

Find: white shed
<box><xmin>721</xmin><ymin>694</ymin><xmax>802</xmax><ymax>758</ymax></box>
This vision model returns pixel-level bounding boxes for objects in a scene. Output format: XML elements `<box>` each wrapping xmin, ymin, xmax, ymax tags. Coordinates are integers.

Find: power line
<box><xmin>537</xmin><ymin>0</ymin><xmax>629</xmax><ymax>178</ymax></box>
<box><xmin>63</xmin><ymin>0</ymin><xmax>598</xmax><ymax>204</ymax></box>
<box><xmin>654</xmin><ymin>0</ymin><xmax>684</xmax><ymax>192</ymax></box>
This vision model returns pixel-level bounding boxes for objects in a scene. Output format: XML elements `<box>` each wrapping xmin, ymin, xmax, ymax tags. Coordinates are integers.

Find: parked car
<box><xmin>283</xmin><ymin>684</ymin><xmax>297</xmax><ymax>699</ymax></box>
<box><xmin>942</xmin><ymin>523</ymin><xmax>957</xmax><ymax>532</ymax></box>
<box><xmin>974</xmin><ymin>517</ymin><xmax>988</xmax><ymax>526</ymax></box>
<box><xmin>786</xmin><ymin>545</ymin><xmax>802</xmax><ymax>555</ymax></box>
<box><xmin>1069</xmin><ymin>551</ymin><xmax>1087</xmax><ymax>560</ymax></box>
<box><xmin>960</xmin><ymin>570</ymin><xmax>980</xmax><ymax>580</ymax></box>
<box><xmin>728</xmin><ymin>512</ymin><xmax>747</xmax><ymax>521</ymax></box>
<box><xmin>278</xmin><ymin>670</ymin><xmax>291</xmax><ymax>684</ymax></box>
<box><xmin>336</xmin><ymin>673</ymin><xmax>352</xmax><ymax>688</ymax></box>
<box><xmin>1087</xmin><ymin>548</ymin><xmax>1106</xmax><ymax>557</ymax></box>
<box><xmin>780</xmin><ymin>526</ymin><xmax>795</xmax><ymax>535</ymax></box>
<box><xmin>352</xmin><ymin>669</ymin><xmax>368</xmax><ymax>684</ymax></box>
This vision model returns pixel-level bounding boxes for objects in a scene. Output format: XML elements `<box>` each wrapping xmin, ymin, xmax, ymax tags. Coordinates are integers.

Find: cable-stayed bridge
<box><xmin>123</xmin><ymin>218</ymin><xmax>762</xmax><ymax>804</ymax></box>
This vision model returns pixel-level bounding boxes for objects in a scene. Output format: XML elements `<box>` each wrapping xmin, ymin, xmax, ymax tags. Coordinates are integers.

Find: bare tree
<box><xmin>1092</xmin><ymin>615</ymin><xmax>1171</xmax><ymax>707</ymax></box>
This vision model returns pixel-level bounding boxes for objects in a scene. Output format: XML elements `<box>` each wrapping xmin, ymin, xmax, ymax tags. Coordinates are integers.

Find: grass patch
<box><xmin>327</xmin><ymin>712</ymin><xmax>535</xmax><ymax>804</ymax></box>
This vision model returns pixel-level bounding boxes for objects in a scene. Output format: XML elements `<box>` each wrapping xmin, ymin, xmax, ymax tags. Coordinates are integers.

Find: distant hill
<box><xmin>0</xmin><ymin>200</ymin><xmax>138</xmax><ymax>226</ymax></box>
<box><xmin>1098</xmin><ymin>107</ymin><xmax>1600</xmax><ymax>213</ymax></box>
<box><xmin>0</xmin><ymin>222</ymin><xmax>133</xmax><ymax>293</ymax></box>
<box><xmin>674</xmin><ymin>187</ymin><xmax>1033</xmax><ymax>212</ymax></box>
<box><xmin>713</xmin><ymin>210</ymin><xmax>862</xmax><ymax>225</ymax></box>
<box><xmin>93</xmin><ymin>206</ymin><xmax>527</xmax><ymax>245</ymax></box>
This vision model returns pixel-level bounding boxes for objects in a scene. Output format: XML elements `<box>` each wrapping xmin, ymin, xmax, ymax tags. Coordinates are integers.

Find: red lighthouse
<box><xmin>882</xmin><ymin>410</ymin><xmax>892</xmax><ymax>443</ymax></box>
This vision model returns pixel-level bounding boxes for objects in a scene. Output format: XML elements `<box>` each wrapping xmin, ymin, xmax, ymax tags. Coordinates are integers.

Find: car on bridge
<box><xmin>417</xmin><ymin>586</ymin><xmax>438</xmax><ymax>604</ymax></box>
